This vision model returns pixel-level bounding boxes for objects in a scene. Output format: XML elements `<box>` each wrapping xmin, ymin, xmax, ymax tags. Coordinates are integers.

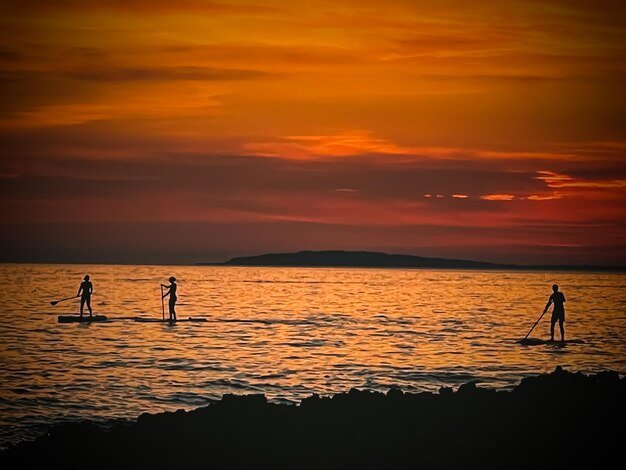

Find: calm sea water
<box><xmin>0</xmin><ymin>264</ymin><xmax>624</xmax><ymax>448</ymax></box>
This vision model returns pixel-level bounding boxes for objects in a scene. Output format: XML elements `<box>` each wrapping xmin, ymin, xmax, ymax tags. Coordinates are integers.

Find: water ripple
<box><xmin>0</xmin><ymin>264</ymin><xmax>624</xmax><ymax>449</ymax></box>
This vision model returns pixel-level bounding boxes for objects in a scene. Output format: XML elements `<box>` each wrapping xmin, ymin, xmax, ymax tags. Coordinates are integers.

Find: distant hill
<box><xmin>198</xmin><ymin>250</ymin><xmax>625</xmax><ymax>271</ymax></box>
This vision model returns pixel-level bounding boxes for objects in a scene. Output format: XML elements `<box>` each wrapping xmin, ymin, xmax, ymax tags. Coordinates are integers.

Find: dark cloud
<box><xmin>0</xmin><ymin>0</ymin><xmax>276</xmax><ymax>15</ymax></box>
<box><xmin>520</xmin><ymin>0</ymin><xmax>626</xmax><ymax>27</ymax></box>
<box><xmin>1</xmin><ymin>140</ymin><xmax>624</xmax><ymax>265</ymax></box>
<box><xmin>0</xmin><ymin>65</ymin><xmax>271</xmax><ymax>83</ymax></box>
<box><xmin>66</xmin><ymin>66</ymin><xmax>271</xmax><ymax>82</ymax></box>
<box><xmin>0</xmin><ymin>49</ymin><xmax>21</xmax><ymax>62</ymax></box>
<box><xmin>411</xmin><ymin>73</ymin><xmax>568</xmax><ymax>82</ymax></box>
<box><xmin>396</xmin><ymin>30</ymin><xmax>518</xmax><ymax>54</ymax></box>
<box><xmin>0</xmin><ymin>149</ymin><xmax>547</xmax><ymax>202</ymax></box>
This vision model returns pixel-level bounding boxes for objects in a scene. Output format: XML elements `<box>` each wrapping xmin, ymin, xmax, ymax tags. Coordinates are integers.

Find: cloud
<box><xmin>0</xmin><ymin>0</ymin><xmax>276</xmax><ymax>14</ymax></box>
<box><xmin>2</xmin><ymin>139</ymin><xmax>625</xmax><ymax>264</ymax></box>
<box><xmin>480</xmin><ymin>194</ymin><xmax>516</xmax><ymax>201</ymax></box>
<box><xmin>0</xmin><ymin>86</ymin><xmax>222</xmax><ymax>128</ymax></box>
<box><xmin>66</xmin><ymin>66</ymin><xmax>271</xmax><ymax>82</ymax></box>
<box><xmin>243</xmin><ymin>130</ymin><xmax>596</xmax><ymax>164</ymax></box>
<box><xmin>394</xmin><ymin>29</ymin><xmax>521</xmax><ymax>57</ymax></box>
<box><xmin>1</xmin><ymin>102</ymin><xmax>218</xmax><ymax>128</ymax></box>
<box><xmin>0</xmin><ymin>49</ymin><xmax>21</xmax><ymax>62</ymax></box>
<box><xmin>5</xmin><ymin>143</ymin><xmax>618</xmax><ymax>228</ymax></box>
<box><xmin>153</xmin><ymin>43</ymin><xmax>363</xmax><ymax>68</ymax></box>
<box><xmin>244</xmin><ymin>131</ymin><xmax>417</xmax><ymax>159</ymax></box>
<box><xmin>526</xmin><ymin>194</ymin><xmax>563</xmax><ymax>201</ymax></box>
<box><xmin>536</xmin><ymin>170</ymin><xmax>626</xmax><ymax>189</ymax></box>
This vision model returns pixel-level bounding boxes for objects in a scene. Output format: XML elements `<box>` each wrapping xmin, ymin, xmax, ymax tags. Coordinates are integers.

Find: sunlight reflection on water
<box><xmin>0</xmin><ymin>264</ymin><xmax>624</xmax><ymax>447</ymax></box>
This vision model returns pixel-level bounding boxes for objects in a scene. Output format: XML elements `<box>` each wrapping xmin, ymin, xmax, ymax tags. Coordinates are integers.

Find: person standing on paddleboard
<box><xmin>161</xmin><ymin>277</ymin><xmax>177</xmax><ymax>321</ymax></box>
<box><xmin>77</xmin><ymin>275</ymin><xmax>93</xmax><ymax>318</ymax></box>
<box><xmin>543</xmin><ymin>284</ymin><xmax>566</xmax><ymax>342</ymax></box>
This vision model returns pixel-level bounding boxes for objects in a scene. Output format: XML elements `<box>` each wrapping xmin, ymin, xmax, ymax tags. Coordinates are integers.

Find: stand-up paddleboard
<box><xmin>519</xmin><ymin>338</ymin><xmax>585</xmax><ymax>346</ymax></box>
<box><xmin>134</xmin><ymin>317</ymin><xmax>208</xmax><ymax>323</ymax></box>
<box><xmin>58</xmin><ymin>315</ymin><xmax>108</xmax><ymax>323</ymax></box>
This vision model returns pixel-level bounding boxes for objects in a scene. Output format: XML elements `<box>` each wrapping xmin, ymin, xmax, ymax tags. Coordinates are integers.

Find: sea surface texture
<box><xmin>0</xmin><ymin>264</ymin><xmax>624</xmax><ymax>448</ymax></box>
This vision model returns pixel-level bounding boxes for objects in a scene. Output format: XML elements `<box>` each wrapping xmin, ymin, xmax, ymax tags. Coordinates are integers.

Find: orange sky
<box><xmin>1</xmin><ymin>0</ymin><xmax>625</xmax><ymax>264</ymax></box>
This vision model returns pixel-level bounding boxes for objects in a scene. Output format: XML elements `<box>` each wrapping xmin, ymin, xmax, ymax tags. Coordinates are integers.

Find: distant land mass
<box><xmin>199</xmin><ymin>250</ymin><xmax>625</xmax><ymax>271</ymax></box>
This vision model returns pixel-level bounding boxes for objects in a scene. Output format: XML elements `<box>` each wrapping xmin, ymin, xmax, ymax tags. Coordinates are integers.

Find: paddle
<box><xmin>523</xmin><ymin>310</ymin><xmax>548</xmax><ymax>341</ymax></box>
<box><xmin>160</xmin><ymin>285</ymin><xmax>165</xmax><ymax>322</ymax></box>
<box><xmin>50</xmin><ymin>295</ymin><xmax>78</xmax><ymax>306</ymax></box>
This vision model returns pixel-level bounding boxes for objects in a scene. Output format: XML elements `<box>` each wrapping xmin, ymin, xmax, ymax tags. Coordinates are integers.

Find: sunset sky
<box><xmin>1</xmin><ymin>0</ymin><xmax>625</xmax><ymax>265</ymax></box>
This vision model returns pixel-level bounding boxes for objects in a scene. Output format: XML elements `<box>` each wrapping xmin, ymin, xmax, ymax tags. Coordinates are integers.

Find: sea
<box><xmin>0</xmin><ymin>263</ymin><xmax>624</xmax><ymax>448</ymax></box>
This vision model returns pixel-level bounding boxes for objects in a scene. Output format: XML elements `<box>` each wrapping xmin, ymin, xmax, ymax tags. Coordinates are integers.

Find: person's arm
<box><xmin>77</xmin><ymin>284</ymin><xmax>83</xmax><ymax>297</ymax></box>
<box><xmin>543</xmin><ymin>294</ymin><xmax>554</xmax><ymax>313</ymax></box>
<box><xmin>162</xmin><ymin>285</ymin><xmax>170</xmax><ymax>298</ymax></box>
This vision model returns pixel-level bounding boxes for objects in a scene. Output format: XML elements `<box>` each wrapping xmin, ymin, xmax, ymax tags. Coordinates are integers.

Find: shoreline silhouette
<box><xmin>197</xmin><ymin>250</ymin><xmax>626</xmax><ymax>272</ymax></box>
<box><xmin>2</xmin><ymin>367</ymin><xmax>623</xmax><ymax>468</ymax></box>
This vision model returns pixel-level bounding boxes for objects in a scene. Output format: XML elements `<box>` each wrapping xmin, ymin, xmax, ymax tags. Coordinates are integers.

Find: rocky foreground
<box><xmin>2</xmin><ymin>367</ymin><xmax>624</xmax><ymax>469</ymax></box>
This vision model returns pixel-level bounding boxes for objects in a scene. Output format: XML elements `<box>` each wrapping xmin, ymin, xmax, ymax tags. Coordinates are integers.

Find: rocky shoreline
<box><xmin>2</xmin><ymin>366</ymin><xmax>624</xmax><ymax>468</ymax></box>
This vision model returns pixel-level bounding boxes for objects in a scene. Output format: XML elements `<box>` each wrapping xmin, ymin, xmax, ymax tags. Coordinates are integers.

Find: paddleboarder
<box><xmin>161</xmin><ymin>276</ymin><xmax>177</xmax><ymax>321</ymax></box>
<box><xmin>543</xmin><ymin>284</ymin><xmax>566</xmax><ymax>342</ymax></box>
<box><xmin>77</xmin><ymin>275</ymin><xmax>93</xmax><ymax>318</ymax></box>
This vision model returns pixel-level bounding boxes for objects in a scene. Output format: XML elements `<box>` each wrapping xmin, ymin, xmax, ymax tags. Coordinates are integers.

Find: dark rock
<box><xmin>457</xmin><ymin>380</ymin><xmax>478</xmax><ymax>394</ymax></box>
<box><xmin>2</xmin><ymin>368</ymin><xmax>624</xmax><ymax>469</ymax></box>
<box><xmin>386</xmin><ymin>387</ymin><xmax>403</xmax><ymax>399</ymax></box>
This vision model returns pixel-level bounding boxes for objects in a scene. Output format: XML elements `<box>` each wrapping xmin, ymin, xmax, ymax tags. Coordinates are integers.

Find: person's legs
<box><xmin>80</xmin><ymin>297</ymin><xmax>85</xmax><ymax>316</ymax></box>
<box><xmin>86</xmin><ymin>296</ymin><xmax>92</xmax><ymax>317</ymax></box>
<box><xmin>169</xmin><ymin>300</ymin><xmax>176</xmax><ymax>321</ymax></box>
<box><xmin>559</xmin><ymin>318</ymin><xmax>565</xmax><ymax>341</ymax></box>
<box><xmin>550</xmin><ymin>317</ymin><xmax>556</xmax><ymax>341</ymax></box>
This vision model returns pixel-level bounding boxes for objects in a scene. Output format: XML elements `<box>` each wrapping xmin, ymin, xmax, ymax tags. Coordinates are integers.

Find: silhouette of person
<box><xmin>77</xmin><ymin>274</ymin><xmax>93</xmax><ymax>318</ymax></box>
<box><xmin>161</xmin><ymin>277</ymin><xmax>177</xmax><ymax>321</ymax></box>
<box><xmin>543</xmin><ymin>284</ymin><xmax>566</xmax><ymax>342</ymax></box>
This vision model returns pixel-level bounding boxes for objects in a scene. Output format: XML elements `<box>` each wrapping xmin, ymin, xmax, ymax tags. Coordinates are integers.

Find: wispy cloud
<box><xmin>243</xmin><ymin>130</ymin><xmax>610</xmax><ymax>164</ymax></box>
<box><xmin>480</xmin><ymin>194</ymin><xmax>516</xmax><ymax>201</ymax></box>
<box><xmin>66</xmin><ymin>66</ymin><xmax>271</xmax><ymax>82</ymax></box>
<box><xmin>0</xmin><ymin>89</ymin><xmax>221</xmax><ymax>128</ymax></box>
<box><xmin>0</xmin><ymin>0</ymin><xmax>276</xmax><ymax>14</ymax></box>
<box><xmin>526</xmin><ymin>194</ymin><xmax>563</xmax><ymax>201</ymax></box>
<box><xmin>244</xmin><ymin>131</ymin><xmax>416</xmax><ymax>159</ymax></box>
<box><xmin>536</xmin><ymin>170</ymin><xmax>626</xmax><ymax>189</ymax></box>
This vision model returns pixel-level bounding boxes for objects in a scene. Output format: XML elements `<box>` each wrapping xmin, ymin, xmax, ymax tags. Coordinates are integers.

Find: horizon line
<box><xmin>2</xmin><ymin>248</ymin><xmax>625</xmax><ymax>271</ymax></box>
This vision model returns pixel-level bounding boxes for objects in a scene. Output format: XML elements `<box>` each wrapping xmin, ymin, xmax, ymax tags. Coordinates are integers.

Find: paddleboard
<box><xmin>519</xmin><ymin>338</ymin><xmax>585</xmax><ymax>346</ymax></box>
<box><xmin>58</xmin><ymin>315</ymin><xmax>108</xmax><ymax>323</ymax></box>
<box><xmin>134</xmin><ymin>317</ymin><xmax>208</xmax><ymax>323</ymax></box>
